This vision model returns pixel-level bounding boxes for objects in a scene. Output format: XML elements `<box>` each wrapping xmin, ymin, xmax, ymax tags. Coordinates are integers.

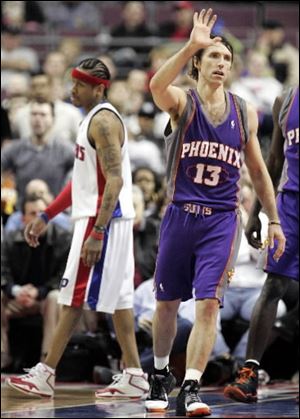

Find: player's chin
<box><xmin>70</xmin><ymin>96</ymin><xmax>81</xmax><ymax>106</ymax></box>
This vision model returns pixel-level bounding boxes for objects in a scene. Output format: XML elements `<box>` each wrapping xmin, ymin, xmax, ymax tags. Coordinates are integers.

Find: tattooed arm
<box><xmin>80</xmin><ymin>110</ymin><xmax>124</xmax><ymax>267</ymax></box>
<box><xmin>89</xmin><ymin>109</ymin><xmax>124</xmax><ymax>227</ymax></box>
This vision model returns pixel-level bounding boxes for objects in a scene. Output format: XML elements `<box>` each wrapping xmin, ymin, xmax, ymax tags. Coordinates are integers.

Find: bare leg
<box><xmin>186</xmin><ymin>299</ymin><xmax>219</xmax><ymax>371</ymax></box>
<box><xmin>153</xmin><ymin>300</ymin><xmax>181</xmax><ymax>357</ymax></box>
<box><xmin>112</xmin><ymin>308</ymin><xmax>141</xmax><ymax>368</ymax></box>
<box><xmin>246</xmin><ymin>274</ymin><xmax>290</xmax><ymax>361</ymax></box>
<box><xmin>44</xmin><ymin>305</ymin><xmax>83</xmax><ymax>369</ymax></box>
<box><xmin>40</xmin><ymin>290</ymin><xmax>60</xmax><ymax>362</ymax></box>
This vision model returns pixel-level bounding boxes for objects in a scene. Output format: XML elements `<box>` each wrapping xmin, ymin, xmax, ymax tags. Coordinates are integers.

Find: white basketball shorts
<box><xmin>58</xmin><ymin>217</ymin><xmax>134</xmax><ymax>313</ymax></box>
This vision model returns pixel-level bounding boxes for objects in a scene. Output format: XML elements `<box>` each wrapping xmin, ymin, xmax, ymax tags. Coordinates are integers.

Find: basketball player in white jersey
<box><xmin>6</xmin><ymin>58</ymin><xmax>149</xmax><ymax>399</ymax></box>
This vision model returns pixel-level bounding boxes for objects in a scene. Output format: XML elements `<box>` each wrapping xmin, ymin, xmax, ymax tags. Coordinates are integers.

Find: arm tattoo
<box><xmin>92</xmin><ymin>112</ymin><xmax>123</xmax><ymax>226</ymax></box>
<box><xmin>94</xmin><ymin>113</ymin><xmax>122</xmax><ymax>176</ymax></box>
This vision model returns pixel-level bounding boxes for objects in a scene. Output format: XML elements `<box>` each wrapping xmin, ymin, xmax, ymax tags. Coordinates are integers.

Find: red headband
<box><xmin>71</xmin><ymin>68</ymin><xmax>110</xmax><ymax>87</ymax></box>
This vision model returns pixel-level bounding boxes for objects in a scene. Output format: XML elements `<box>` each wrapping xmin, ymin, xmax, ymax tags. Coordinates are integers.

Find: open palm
<box><xmin>190</xmin><ymin>9</ymin><xmax>221</xmax><ymax>49</ymax></box>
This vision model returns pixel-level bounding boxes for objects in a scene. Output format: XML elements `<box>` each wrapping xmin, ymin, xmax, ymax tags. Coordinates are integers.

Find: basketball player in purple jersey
<box><xmin>144</xmin><ymin>9</ymin><xmax>286</xmax><ymax>417</ymax></box>
<box><xmin>224</xmin><ymin>87</ymin><xmax>299</xmax><ymax>403</ymax></box>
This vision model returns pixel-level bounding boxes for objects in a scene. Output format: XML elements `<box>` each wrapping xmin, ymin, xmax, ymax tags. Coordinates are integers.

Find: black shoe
<box><xmin>176</xmin><ymin>380</ymin><xmax>211</xmax><ymax>417</ymax></box>
<box><xmin>145</xmin><ymin>372</ymin><xmax>176</xmax><ymax>412</ymax></box>
<box><xmin>224</xmin><ymin>366</ymin><xmax>258</xmax><ymax>403</ymax></box>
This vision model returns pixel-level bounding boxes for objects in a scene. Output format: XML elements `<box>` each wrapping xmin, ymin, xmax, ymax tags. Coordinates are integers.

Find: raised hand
<box><xmin>189</xmin><ymin>8</ymin><xmax>222</xmax><ymax>49</ymax></box>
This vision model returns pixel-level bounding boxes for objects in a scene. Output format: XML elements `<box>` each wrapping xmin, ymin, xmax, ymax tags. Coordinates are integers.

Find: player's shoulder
<box><xmin>91</xmin><ymin>107</ymin><xmax>122</xmax><ymax>127</ymax></box>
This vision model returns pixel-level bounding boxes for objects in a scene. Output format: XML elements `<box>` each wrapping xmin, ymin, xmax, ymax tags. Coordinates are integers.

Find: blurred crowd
<box><xmin>1</xmin><ymin>1</ymin><xmax>299</xmax><ymax>385</ymax></box>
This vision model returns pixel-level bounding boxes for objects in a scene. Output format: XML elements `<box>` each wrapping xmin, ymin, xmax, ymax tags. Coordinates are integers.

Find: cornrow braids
<box><xmin>189</xmin><ymin>35</ymin><xmax>234</xmax><ymax>81</ymax></box>
<box><xmin>78</xmin><ymin>58</ymin><xmax>111</xmax><ymax>96</ymax></box>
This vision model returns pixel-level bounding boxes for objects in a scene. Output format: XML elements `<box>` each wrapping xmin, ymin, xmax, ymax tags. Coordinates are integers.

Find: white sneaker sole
<box><xmin>145</xmin><ymin>400</ymin><xmax>169</xmax><ymax>412</ymax></box>
<box><xmin>7</xmin><ymin>379</ymin><xmax>53</xmax><ymax>398</ymax></box>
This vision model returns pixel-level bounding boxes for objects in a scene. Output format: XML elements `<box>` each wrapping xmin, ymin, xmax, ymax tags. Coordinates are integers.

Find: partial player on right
<box><xmin>224</xmin><ymin>86</ymin><xmax>299</xmax><ymax>403</ymax></box>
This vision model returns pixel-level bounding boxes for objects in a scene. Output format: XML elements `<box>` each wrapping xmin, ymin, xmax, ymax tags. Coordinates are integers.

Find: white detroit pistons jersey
<box><xmin>71</xmin><ymin>101</ymin><xmax>135</xmax><ymax>220</ymax></box>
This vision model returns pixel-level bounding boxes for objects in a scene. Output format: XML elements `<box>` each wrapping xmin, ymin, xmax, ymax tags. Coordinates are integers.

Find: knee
<box><xmin>156</xmin><ymin>301</ymin><xmax>179</xmax><ymax>323</ymax></box>
<box><xmin>196</xmin><ymin>299</ymin><xmax>219</xmax><ymax>323</ymax></box>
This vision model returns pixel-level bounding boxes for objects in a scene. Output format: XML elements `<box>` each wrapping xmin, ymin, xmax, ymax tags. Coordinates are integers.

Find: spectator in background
<box><xmin>42</xmin><ymin>51</ymin><xmax>68</xmax><ymax>100</ymax></box>
<box><xmin>255</xmin><ymin>20</ymin><xmax>299</xmax><ymax>86</ymax></box>
<box><xmin>43</xmin><ymin>51</ymin><xmax>67</xmax><ymax>81</ymax></box>
<box><xmin>231</xmin><ymin>50</ymin><xmax>282</xmax><ymax>115</ymax></box>
<box><xmin>12</xmin><ymin>73</ymin><xmax>82</xmax><ymax>144</ymax></box>
<box><xmin>128</xmin><ymin>103</ymin><xmax>165</xmax><ymax>175</ymax></box>
<box><xmin>159</xmin><ymin>1</ymin><xmax>194</xmax><ymax>40</ymax></box>
<box><xmin>41</xmin><ymin>1</ymin><xmax>101</xmax><ymax>32</ymax></box>
<box><xmin>1</xmin><ymin>195</ymin><xmax>72</xmax><ymax>370</ymax></box>
<box><xmin>1</xmin><ymin>25</ymin><xmax>40</xmax><ymax>91</ymax></box>
<box><xmin>132</xmin><ymin>184</ymin><xmax>160</xmax><ymax>288</ymax></box>
<box><xmin>4</xmin><ymin>179</ymin><xmax>73</xmax><ymax>234</ymax></box>
<box><xmin>1</xmin><ymin>100</ymin><xmax>74</xmax><ymax>204</ymax></box>
<box><xmin>132</xmin><ymin>166</ymin><xmax>163</xmax><ymax>219</ymax></box>
<box><xmin>2</xmin><ymin>74</ymin><xmax>29</xmax><ymax>132</ymax></box>
<box><xmin>1</xmin><ymin>1</ymin><xmax>45</xmax><ymax>31</ymax></box>
<box><xmin>137</xmin><ymin>100</ymin><xmax>166</xmax><ymax>155</ymax></box>
<box><xmin>58</xmin><ymin>37</ymin><xmax>83</xmax><ymax>68</ymax></box>
<box><xmin>230</xmin><ymin>50</ymin><xmax>283</xmax><ymax>158</ymax></box>
<box><xmin>109</xmin><ymin>0</ymin><xmax>154</xmax><ymax>67</ymax></box>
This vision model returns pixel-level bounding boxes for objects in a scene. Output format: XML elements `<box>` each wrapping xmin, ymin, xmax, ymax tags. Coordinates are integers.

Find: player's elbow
<box><xmin>149</xmin><ymin>76</ymin><xmax>162</xmax><ymax>94</ymax></box>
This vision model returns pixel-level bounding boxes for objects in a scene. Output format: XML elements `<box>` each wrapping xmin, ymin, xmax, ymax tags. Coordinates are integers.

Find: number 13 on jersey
<box><xmin>194</xmin><ymin>164</ymin><xmax>221</xmax><ymax>186</ymax></box>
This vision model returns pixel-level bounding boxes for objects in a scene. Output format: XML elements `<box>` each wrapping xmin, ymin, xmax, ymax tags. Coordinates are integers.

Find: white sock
<box><xmin>126</xmin><ymin>367</ymin><xmax>143</xmax><ymax>375</ymax></box>
<box><xmin>184</xmin><ymin>368</ymin><xmax>203</xmax><ymax>383</ymax></box>
<box><xmin>154</xmin><ymin>356</ymin><xmax>169</xmax><ymax>370</ymax></box>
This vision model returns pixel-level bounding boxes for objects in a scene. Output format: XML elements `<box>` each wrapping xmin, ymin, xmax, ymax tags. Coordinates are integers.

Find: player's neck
<box><xmin>197</xmin><ymin>80</ymin><xmax>225</xmax><ymax>106</ymax></box>
<box><xmin>84</xmin><ymin>98</ymin><xmax>106</xmax><ymax>113</ymax></box>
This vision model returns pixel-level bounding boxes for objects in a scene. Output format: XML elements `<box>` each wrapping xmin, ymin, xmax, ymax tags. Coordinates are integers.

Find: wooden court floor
<box><xmin>1</xmin><ymin>378</ymin><xmax>299</xmax><ymax>418</ymax></box>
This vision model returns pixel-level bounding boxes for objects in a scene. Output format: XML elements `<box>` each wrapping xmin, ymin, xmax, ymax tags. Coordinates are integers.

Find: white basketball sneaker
<box><xmin>95</xmin><ymin>369</ymin><xmax>149</xmax><ymax>400</ymax></box>
<box><xmin>6</xmin><ymin>362</ymin><xmax>55</xmax><ymax>398</ymax></box>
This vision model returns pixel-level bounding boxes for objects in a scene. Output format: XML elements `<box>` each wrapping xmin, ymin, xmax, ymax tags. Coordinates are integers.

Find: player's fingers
<box><xmin>208</xmin><ymin>15</ymin><xmax>218</xmax><ymax>30</ymax></box>
<box><xmin>193</xmin><ymin>12</ymin><xmax>199</xmax><ymax>25</ymax></box>
<box><xmin>199</xmin><ymin>9</ymin><xmax>206</xmax><ymax>23</ymax></box>
<box><xmin>273</xmin><ymin>237</ymin><xmax>286</xmax><ymax>262</ymax></box>
<box><xmin>203</xmin><ymin>8</ymin><xmax>212</xmax><ymax>25</ymax></box>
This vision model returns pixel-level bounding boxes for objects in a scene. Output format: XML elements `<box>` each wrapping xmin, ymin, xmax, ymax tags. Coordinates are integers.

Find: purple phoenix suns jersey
<box><xmin>164</xmin><ymin>89</ymin><xmax>249</xmax><ymax>211</ymax></box>
<box><xmin>278</xmin><ymin>86</ymin><xmax>299</xmax><ymax>193</ymax></box>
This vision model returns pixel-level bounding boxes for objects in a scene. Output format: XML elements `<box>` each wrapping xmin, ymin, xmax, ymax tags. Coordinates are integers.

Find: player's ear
<box><xmin>95</xmin><ymin>84</ymin><xmax>105</xmax><ymax>98</ymax></box>
<box><xmin>193</xmin><ymin>56</ymin><xmax>201</xmax><ymax>71</ymax></box>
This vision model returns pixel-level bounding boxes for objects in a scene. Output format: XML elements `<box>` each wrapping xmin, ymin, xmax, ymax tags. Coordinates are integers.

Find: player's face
<box><xmin>71</xmin><ymin>79</ymin><xmax>94</xmax><ymax>107</ymax></box>
<box><xmin>198</xmin><ymin>43</ymin><xmax>232</xmax><ymax>86</ymax></box>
